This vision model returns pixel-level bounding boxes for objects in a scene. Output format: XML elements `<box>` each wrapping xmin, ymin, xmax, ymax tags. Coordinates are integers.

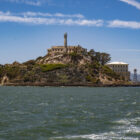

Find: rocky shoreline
<box><xmin>2</xmin><ymin>82</ymin><xmax>140</xmax><ymax>87</ymax></box>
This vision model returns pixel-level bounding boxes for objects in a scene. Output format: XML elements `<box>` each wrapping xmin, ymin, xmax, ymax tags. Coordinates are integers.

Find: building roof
<box><xmin>107</xmin><ymin>62</ymin><xmax>128</xmax><ymax>65</ymax></box>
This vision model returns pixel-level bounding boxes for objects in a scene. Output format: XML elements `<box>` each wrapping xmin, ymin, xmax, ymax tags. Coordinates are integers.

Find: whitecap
<box><xmin>38</xmin><ymin>102</ymin><xmax>49</xmax><ymax>106</ymax></box>
<box><xmin>112</xmin><ymin>117</ymin><xmax>140</xmax><ymax>139</ymax></box>
<box><xmin>12</xmin><ymin>110</ymin><xmax>27</xmax><ymax>115</ymax></box>
<box><xmin>132</xmin><ymin>102</ymin><xmax>137</xmax><ymax>105</ymax></box>
<box><xmin>114</xmin><ymin>119</ymin><xmax>131</xmax><ymax>125</ymax></box>
<box><xmin>51</xmin><ymin>117</ymin><xmax>140</xmax><ymax>140</ymax></box>
<box><xmin>119</xmin><ymin>99</ymin><xmax>124</xmax><ymax>102</ymax></box>
<box><xmin>125</xmin><ymin>125</ymin><xmax>140</xmax><ymax>134</ymax></box>
<box><xmin>126</xmin><ymin>112</ymin><xmax>132</xmax><ymax>116</ymax></box>
<box><xmin>52</xmin><ymin>132</ymin><xmax>137</xmax><ymax>140</ymax></box>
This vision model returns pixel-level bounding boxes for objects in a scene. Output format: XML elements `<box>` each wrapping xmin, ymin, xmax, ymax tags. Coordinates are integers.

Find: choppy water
<box><xmin>0</xmin><ymin>87</ymin><xmax>139</xmax><ymax>140</ymax></box>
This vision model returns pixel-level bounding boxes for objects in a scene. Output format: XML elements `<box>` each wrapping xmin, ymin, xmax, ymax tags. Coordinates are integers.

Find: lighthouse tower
<box><xmin>64</xmin><ymin>33</ymin><xmax>68</xmax><ymax>53</ymax></box>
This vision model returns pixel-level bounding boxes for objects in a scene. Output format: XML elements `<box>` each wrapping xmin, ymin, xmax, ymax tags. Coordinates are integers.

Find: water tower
<box><xmin>133</xmin><ymin>69</ymin><xmax>137</xmax><ymax>82</ymax></box>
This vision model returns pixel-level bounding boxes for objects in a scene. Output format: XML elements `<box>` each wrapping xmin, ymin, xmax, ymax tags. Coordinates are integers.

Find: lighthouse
<box><xmin>64</xmin><ymin>33</ymin><xmax>68</xmax><ymax>53</ymax></box>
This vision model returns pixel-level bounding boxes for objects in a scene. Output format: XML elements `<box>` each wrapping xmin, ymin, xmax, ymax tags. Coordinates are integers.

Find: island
<box><xmin>0</xmin><ymin>33</ymin><xmax>138</xmax><ymax>87</ymax></box>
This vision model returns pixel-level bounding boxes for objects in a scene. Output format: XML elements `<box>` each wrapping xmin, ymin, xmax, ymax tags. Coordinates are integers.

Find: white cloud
<box><xmin>0</xmin><ymin>11</ymin><xmax>11</xmax><ymax>16</ymax></box>
<box><xmin>22</xmin><ymin>12</ymin><xmax>84</xmax><ymax>18</ymax></box>
<box><xmin>1</xmin><ymin>11</ymin><xmax>140</xmax><ymax>29</ymax></box>
<box><xmin>0</xmin><ymin>11</ymin><xmax>103</xmax><ymax>27</ymax></box>
<box><xmin>6</xmin><ymin>0</ymin><xmax>42</xmax><ymax>6</ymax></box>
<box><xmin>108</xmin><ymin>20</ymin><xmax>140</xmax><ymax>29</ymax></box>
<box><xmin>120</xmin><ymin>0</ymin><xmax>140</xmax><ymax>10</ymax></box>
<box><xmin>60</xmin><ymin>19</ymin><xmax>103</xmax><ymax>26</ymax></box>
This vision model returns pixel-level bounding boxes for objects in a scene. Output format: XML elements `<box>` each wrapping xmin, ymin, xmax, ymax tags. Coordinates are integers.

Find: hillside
<box><xmin>0</xmin><ymin>50</ymin><xmax>129</xmax><ymax>86</ymax></box>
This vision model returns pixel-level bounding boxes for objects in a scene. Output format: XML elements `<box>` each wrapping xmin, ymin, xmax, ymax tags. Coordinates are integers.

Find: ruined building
<box><xmin>47</xmin><ymin>33</ymin><xmax>87</xmax><ymax>55</ymax></box>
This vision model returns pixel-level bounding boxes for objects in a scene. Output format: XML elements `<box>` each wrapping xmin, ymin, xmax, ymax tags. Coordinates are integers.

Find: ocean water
<box><xmin>0</xmin><ymin>87</ymin><xmax>139</xmax><ymax>140</ymax></box>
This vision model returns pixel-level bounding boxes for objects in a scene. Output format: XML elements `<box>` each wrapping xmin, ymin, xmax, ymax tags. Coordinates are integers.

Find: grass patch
<box><xmin>40</xmin><ymin>64</ymin><xmax>68</xmax><ymax>72</ymax></box>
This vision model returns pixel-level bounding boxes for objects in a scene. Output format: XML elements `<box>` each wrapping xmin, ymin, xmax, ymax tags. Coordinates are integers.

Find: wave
<box><xmin>51</xmin><ymin>117</ymin><xmax>140</xmax><ymax>140</ymax></box>
<box><xmin>51</xmin><ymin>132</ymin><xmax>138</xmax><ymax>140</ymax></box>
<box><xmin>38</xmin><ymin>102</ymin><xmax>49</xmax><ymax>106</ymax></box>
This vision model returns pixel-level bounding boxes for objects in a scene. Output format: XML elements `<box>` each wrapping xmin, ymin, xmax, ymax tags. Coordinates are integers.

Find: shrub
<box><xmin>88</xmin><ymin>61</ymin><xmax>101</xmax><ymax>69</ymax></box>
<box><xmin>23</xmin><ymin>60</ymin><xmax>36</xmax><ymax>65</ymax></box>
<box><xmin>0</xmin><ymin>66</ymin><xmax>20</xmax><ymax>79</ymax></box>
<box><xmin>23</xmin><ymin>71</ymin><xmax>35</xmax><ymax>82</ymax></box>
<box><xmin>0</xmin><ymin>67</ymin><xmax>4</xmax><ymax>77</ymax></box>
<box><xmin>58</xmin><ymin>74</ymin><xmax>69</xmax><ymax>83</ymax></box>
<box><xmin>69</xmin><ymin>52</ymin><xmax>78</xmax><ymax>57</ymax></box>
<box><xmin>86</xmin><ymin>75</ymin><xmax>98</xmax><ymax>83</ymax></box>
<box><xmin>40</xmin><ymin>64</ymin><xmax>68</xmax><ymax>72</ymax></box>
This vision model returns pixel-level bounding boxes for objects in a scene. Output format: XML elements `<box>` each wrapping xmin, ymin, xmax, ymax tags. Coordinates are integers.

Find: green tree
<box><xmin>100</xmin><ymin>53</ymin><xmax>111</xmax><ymax>65</ymax></box>
<box><xmin>95</xmin><ymin>52</ymin><xmax>111</xmax><ymax>65</ymax></box>
<box><xmin>88</xmin><ymin>49</ymin><xmax>95</xmax><ymax>57</ymax></box>
<box><xmin>95</xmin><ymin>52</ymin><xmax>101</xmax><ymax>62</ymax></box>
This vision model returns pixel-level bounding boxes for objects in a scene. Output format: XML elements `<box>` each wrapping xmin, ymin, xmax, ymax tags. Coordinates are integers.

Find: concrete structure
<box><xmin>106</xmin><ymin>62</ymin><xmax>130</xmax><ymax>81</ymax></box>
<box><xmin>47</xmin><ymin>33</ymin><xmax>87</xmax><ymax>55</ymax></box>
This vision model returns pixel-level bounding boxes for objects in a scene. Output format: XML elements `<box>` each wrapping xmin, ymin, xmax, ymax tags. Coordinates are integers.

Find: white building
<box><xmin>106</xmin><ymin>62</ymin><xmax>130</xmax><ymax>81</ymax></box>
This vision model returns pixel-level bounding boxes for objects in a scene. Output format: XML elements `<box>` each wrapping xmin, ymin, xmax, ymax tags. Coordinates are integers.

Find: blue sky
<box><xmin>0</xmin><ymin>0</ymin><xmax>140</xmax><ymax>73</ymax></box>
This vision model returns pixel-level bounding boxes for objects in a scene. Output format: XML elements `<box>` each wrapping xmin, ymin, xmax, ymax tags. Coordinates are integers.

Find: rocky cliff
<box><xmin>36</xmin><ymin>53</ymin><xmax>91</xmax><ymax>65</ymax></box>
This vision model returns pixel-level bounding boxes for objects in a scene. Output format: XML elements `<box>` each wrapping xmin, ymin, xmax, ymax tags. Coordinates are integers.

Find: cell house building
<box><xmin>106</xmin><ymin>62</ymin><xmax>130</xmax><ymax>81</ymax></box>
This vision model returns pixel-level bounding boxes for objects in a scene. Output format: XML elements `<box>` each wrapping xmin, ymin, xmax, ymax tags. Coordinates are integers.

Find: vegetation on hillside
<box><xmin>40</xmin><ymin>64</ymin><xmax>68</xmax><ymax>72</ymax></box>
<box><xmin>88</xmin><ymin>49</ymin><xmax>111</xmax><ymax>65</ymax></box>
<box><xmin>0</xmin><ymin>65</ymin><xmax>20</xmax><ymax>79</ymax></box>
